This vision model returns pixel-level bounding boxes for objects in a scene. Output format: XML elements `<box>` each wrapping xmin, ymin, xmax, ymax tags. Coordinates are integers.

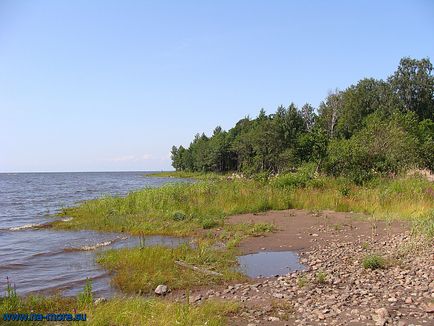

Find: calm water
<box><xmin>237</xmin><ymin>251</ymin><xmax>305</xmax><ymax>278</ymax></box>
<box><xmin>0</xmin><ymin>172</ymin><xmax>187</xmax><ymax>296</ymax></box>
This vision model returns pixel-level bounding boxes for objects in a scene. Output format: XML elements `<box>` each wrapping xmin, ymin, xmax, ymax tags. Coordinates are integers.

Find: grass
<box><xmin>297</xmin><ymin>275</ymin><xmax>308</xmax><ymax>288</ymax></box>
<box><xmin>97</xmin><ymin>242</ymin><xmax>245</xmax><ymax>295</ymax></box>
<box><xmin>54</xmin><ymin>174</ymin><xmax>433</xmax><ymax>238</ymax></box>
<box><xmin>362</xmin><ymin>254</ymin><xmax>387</xmax><ymax>270</ymax></box>
<box><xmin>0</xmin><ymin>293</ymin><xmax>238</xmax><ymax>326</ymax></box>
<box><xmin>288</xmin><ymin>175</ymin><xmax>433</xmax><ymax>221</ymax></box>
<box><xmin>97</xmin><ymin>222</ymin><xmax>275</xmax><ymax>294</ymax></box>
<box><xmin>53</xmin><ymin>179</ymin><xmax>292</xmax><ymax>236</ymax></box>
<box><xmin>89</xmin><ymin>297</ymin><xmax>239</xmax><ymax>326</ymax></box>
<box><xmin>315</xmin><ymin>270</ymin><xmax>327</xmax><ymax>284</ymax></box>
<box><xmin>77</xmin><ymin>278</ymin><xmax>93</xmax><ymax>309</ymax></box>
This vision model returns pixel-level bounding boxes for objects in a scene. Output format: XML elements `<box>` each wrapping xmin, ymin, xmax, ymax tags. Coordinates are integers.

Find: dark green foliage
<box><xmin>171</xmin><ymin>57</ymin><xmax>434</xmax><ymax>179</ymax></box>
<box><xmin>389</xmin><ymin>57</ymin><xmax>434</xmax><ymax>120</ymax></box>
<box><xmin>325</xmin><ymin>113</ymin><xmax>420</xmax><ymax>183</ymax></box>
<box><xmin>271</xmin><ymin>163</ymin><xmax>316</xmax><ymax>189</ymax></box>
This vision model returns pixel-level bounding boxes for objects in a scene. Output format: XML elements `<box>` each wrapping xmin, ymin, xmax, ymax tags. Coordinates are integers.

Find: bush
<box><xmin>306</xmin><ymin>177</ymin><xmax>326</xmax><ymax>189</ymax></box>
<box><xmin>271</xmin><ymin>164</ymin><xmax>316</xmax><ymax>189</ymax></box>
<box><xmin>362</xmin><ymin>254</ymin><xmax>386</xmax><ymax>270</ymax></box>
<box><xmin>339</xmin><ymin>186</ymin><xmax>351</xmax><ymax>197</ymax></box>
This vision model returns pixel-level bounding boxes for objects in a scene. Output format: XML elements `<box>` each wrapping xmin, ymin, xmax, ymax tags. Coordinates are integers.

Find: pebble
<box><xmin>182</xmin><ymin>231</ymin><xmax>434</xmax><ymax>325</ymax></box>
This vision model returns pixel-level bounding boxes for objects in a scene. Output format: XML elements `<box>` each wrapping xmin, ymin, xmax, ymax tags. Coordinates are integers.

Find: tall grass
<box><xmin>55</xmin><ymin>174</ymin><xmax>433</xmax><ymax>237</ymax></box>
<box><xmin>287</xmin><ymin>176</ymin><xmax>433</xmax><ymax>220</ymax></box>
<box><xmin>55</xmin><ymin>180</ymin><xmax>292</xmax><ymax>235</ymax></box>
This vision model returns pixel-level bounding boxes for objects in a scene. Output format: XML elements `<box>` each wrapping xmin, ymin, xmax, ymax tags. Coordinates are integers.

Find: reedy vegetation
<box><xmin>55</xmin><ymin>168</ymin><xmax>434</xmax><ymax>238</ymax></box>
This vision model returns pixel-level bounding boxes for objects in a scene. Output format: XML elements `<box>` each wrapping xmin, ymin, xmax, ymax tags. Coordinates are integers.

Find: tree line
<box><xmin>171</xmin><ymin>57</ymin><xmax>434</xmax><ymax>183</ymax></box>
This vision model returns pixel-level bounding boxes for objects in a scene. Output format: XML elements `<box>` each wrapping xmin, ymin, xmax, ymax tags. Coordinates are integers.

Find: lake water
<box><xmin>0</xmin><ymin>172</ymin><xmax>187</xmax><ymax>297</ymax></box>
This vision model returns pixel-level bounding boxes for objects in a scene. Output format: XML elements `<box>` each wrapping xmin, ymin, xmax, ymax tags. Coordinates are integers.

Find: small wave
<box><xmin>8</xmin><ymin>223</ymin><xmax>41</xmax><ymax>231</ymax></box>
<box><xmin>64</xmin><ymin>236</ymin><xmax>127</xmax><ymax>252</ymax></box>
<box><xmin>0</xmin><ymin>262</ymin><xmax>27</xmax><ymax>271</ymax></box>
<box><xmin>61</xmin><ymin>217</ymin><xmax>73</xmax><ymax>222</ymax></box>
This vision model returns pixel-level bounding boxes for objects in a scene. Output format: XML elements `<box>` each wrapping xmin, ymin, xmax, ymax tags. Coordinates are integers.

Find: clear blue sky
<box><xmin>1</xmin><ymin>0</ymin><xmax>433</xmax><ymax>172</ymax></box>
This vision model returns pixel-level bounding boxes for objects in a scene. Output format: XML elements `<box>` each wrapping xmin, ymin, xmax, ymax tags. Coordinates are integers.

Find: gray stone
<box><xmin>154</xmin><ymin>284</ymin><xmax>168</xmax><ymax>295</ymax></box>
<box><xmin>94</xmin><ymin>297</ymin><xmax>107</xmax><ymax>305</ymax></box>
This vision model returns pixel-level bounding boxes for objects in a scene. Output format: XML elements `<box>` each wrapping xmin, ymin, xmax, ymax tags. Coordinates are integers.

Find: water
<box><xmin>237</xmin><ymin>251</ymin><xmax>305</xmax><ymax>278</ymax></box>
<box><xmin>0</xmin><ymin>172</ymin><xmax>187</xmax><ymax>296</ymax></box>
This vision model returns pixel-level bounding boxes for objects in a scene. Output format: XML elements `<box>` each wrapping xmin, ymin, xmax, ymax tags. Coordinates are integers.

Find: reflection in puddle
<box><xmin>237</xmin><ymin>251</ymin><xmax>305</xmax><ymax>278</ymax></box>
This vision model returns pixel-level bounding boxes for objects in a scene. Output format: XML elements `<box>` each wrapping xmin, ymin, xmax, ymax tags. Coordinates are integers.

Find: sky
<box><xmin>1</xmin><ymin>1</ymin><xmax>433</xmax><ymax>172</ymax></box>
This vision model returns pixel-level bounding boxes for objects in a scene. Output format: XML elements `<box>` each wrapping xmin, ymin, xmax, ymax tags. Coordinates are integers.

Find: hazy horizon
<box><xmin>2</xmin><ymin>0</ymin><xmax>433</xmax><ymax>172</ymax></box>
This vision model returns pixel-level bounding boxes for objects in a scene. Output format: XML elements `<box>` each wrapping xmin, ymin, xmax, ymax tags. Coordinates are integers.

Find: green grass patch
<box><xmin>0</xmin><ymin>294</ymin><xmax>238</xmax><ymax>326</ymax></box>
<box><xmin>90</xmin><ymin>297</ymin><xmax>239</xmax><ymax>326</ymax></box>
<box><xmin>315</xmin><ymin>270</ymin><xmax>327</xmax><ymax>284</ymax></box>
<box><xmin>362</xmin><ymin>254</ymin><xmax>387</xmax><ymax>270</ymax></box>
<box><xmin>97</xmin><ymin>242</ymin><xmax>245</xmax><ymax>295</ymax></box>
<box><xmin>297</xmin><ymin>275</ymin><xmax>308</xmax><ymax>288</ymax></box>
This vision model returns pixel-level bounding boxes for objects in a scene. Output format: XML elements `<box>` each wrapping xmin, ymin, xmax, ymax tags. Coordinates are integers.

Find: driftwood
<box><xmin>174</xmin><ymin>260</ymin><xmax>223</xmax><ymax>277</ymax></box>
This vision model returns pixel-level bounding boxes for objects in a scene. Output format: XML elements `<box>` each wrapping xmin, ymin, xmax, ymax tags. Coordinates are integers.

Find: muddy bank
<box><xmin>227</xmin><ymin>209</ymin><xmax>408</xmax><ymax>254</ymax></box>
<box><xmin>173</xmin><ymin>209</ymin><xmax>433</xmax><ymax>325</ymax></box>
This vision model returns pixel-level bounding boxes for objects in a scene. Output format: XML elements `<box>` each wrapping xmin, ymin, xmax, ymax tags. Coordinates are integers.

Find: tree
<box><xmin>300</xmin><ymin>103</ymin><xmax>316</xmax><ymax>131</ymax></box>
<box><xmin>335</xmin><ymin>79</ymin><xmax>398</xmax><ymax>138</ymax></box>
<box><xmin>317</xmin><ymin>89</ymin><xmax>343</xmax><ymax>138</ymax></box>
<box><xmin>170</xmin><ymin>57</ymin><xmax>434</xmax><ymax>176</ymax></box>
<box><xmin>389</xmin><ymin>57</ymin><xmax>434</xmax><ymax>120</ymax></box>
<box><xmin>325</xmin><ymin>113</ymin><xmax>419</xmax><ymax>183</ymax></box>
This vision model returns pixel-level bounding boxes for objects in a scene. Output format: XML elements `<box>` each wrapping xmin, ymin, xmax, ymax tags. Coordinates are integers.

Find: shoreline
<box><xmin>2</xmin><ymin>172</ymin><xmax>433</xmax><ymax>325</ymax></box>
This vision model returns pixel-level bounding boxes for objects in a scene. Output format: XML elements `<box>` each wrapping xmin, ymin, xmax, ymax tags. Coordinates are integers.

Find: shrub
<box><xmin>326</xmin><ymin>113</ymin><xmax>420</xmax><ymax>184</ymax></box>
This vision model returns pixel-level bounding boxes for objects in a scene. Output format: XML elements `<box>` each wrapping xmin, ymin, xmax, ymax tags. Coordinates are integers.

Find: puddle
<box><xmin>237</xmin><ymin>251</ymin><xmax>305</xmax><ymax>278</ymax></box>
